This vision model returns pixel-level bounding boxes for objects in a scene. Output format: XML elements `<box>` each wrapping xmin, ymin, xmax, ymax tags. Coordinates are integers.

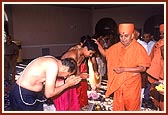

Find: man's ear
<box><xmin>83</xmin><ymin>46</ymin><xmax>88</xmax><ymax>51</ymax></box>
<box><xmin>131</xmin><ymin>33</ymin><xmax>134</xmax><ymax>40</ymax></box>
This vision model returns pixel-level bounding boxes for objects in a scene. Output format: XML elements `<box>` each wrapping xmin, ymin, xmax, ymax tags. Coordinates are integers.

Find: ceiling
<box><xmin>5</xmin><ymin>4</ymin><xmax>164</xmax><ymax>10</ymax></box>
<box><xmin>44</xmin><ymin>4</ymin><xmax>164</xmax><ymax>10</ymax></box>
<box><xmin>46</xmin><ymin>4</ymin><xmax>128</xmax><ymax>9</ymax></box>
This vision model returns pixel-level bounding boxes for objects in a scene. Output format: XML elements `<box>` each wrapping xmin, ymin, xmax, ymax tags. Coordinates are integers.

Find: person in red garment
<box><xmin>53</xmin><ymin>38</ymin><xmax>98</xmax><ymax>110</ymax></box>
<box><xmin>146</xmin><ymin>24</ymin><xmax>164</xmax><ymax>111</ymax></box>
<box><xmin>94</xmin><ymin>23</ymin><xmax>151</xmax><ymax>111</ymax></box>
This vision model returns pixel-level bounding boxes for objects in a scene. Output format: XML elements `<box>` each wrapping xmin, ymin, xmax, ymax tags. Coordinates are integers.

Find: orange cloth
<box><xmin>119</xmin><ymin>23</ymin><xmax>134</xmax><ymax>34</ymax></box>
<box><xmin>159</xmin><ymin>59</ymin><xmax>164</xmax><ymax>80</ymax></box>
<box><xmin>147</xmin><ymin>39</ymin><xmax>164</xmax><ymax>83</ymax></box>
<box><xmin>148</xmin><ymin>57</ymin><xmax>164</xmax><ymax>111</ymax></box>
<box><xmin>147</xmin><ymin>53</ymin><xmax>164</xmax><ymax>82</ymax></box>
<box><xmin>147</xmin><ymin>24</ymin><xmax>164</xmax><ymax>111</ymax></box>
<box><xmin>113</xmin><ymin>75</ymin><xmax>141</xmax><ymax>111</ymax></box>
<box><xmin>148</xmin><ymin>58</ymin><xmax>164</xmax><ymax>111</ymax></box>
<box><xmin>160</xmin><ymin>24</ymin><xmax>164</xmax><ymax>32</ymax></box>
<box><xmin>146</xmin><ymin>37</ymin><xmax>164</xmax><ymax>111</ymax></box>
<box><xmin>105</xmin><ymin>39</ymin><xmax>151</xmax><ymax>110</ymax></box>
<box><xmin>149</xmin><ymin>39</ymin><xmax>164</xmax><ymax>60</ymax></box>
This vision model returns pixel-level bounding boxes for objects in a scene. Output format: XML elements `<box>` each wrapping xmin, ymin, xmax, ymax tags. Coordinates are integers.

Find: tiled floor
<box><xmin>3</xmin><ymin>60</ymin><xmax>158</xmax><ymax>111</ymax></box>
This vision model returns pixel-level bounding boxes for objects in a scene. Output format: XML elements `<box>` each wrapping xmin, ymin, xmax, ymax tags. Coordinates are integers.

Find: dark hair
<box><xmin>91</xmin><ymin>34</ymin><xmax>101</xmax><ymax>39</ymax></box>
<box><xmin>80</xmin><ymin>35</ymin><xmax>91</xmax><ymax>44</ymax></box>
<box><xmin>61</xmin><ymin>58</ymin><xmax>77</xmax><ymax>74</ymax></box>
<box><xmin>82</xmin><ymin>39</ymin><xmax>98</xmax><ymax>52</ymax></box>
<box><xmin>143</xmin><ymin>31</ymin><xmax>153</xmax><ymax>35</ymax></box>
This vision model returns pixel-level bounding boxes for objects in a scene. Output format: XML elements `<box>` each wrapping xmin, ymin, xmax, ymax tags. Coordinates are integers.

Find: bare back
<box><xmin>61</xmin><ymin>48</ymin><xmax>85</xmax><ymax>75</ymax></box>
<box><xmin>16</xmin><ymin>56</ymin><xmax>59</xmax><ymax>92</ymax></box>
<box><xmin>62</xmin><ymin>48</ymin><xmax>85</xmax><ymax>66</ymax></box>
<box><xmin>61</xmin><ymin>49</ymin><xmax>78</xmax><ymax>62</ymax></box>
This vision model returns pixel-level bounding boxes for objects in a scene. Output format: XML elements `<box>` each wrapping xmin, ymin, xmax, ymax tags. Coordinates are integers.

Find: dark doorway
<box><xmin>95</xmin><ymin>18</ymin><xmax>119</xmax><ymax>46</ymax></box>
<box><xmin>143</xmin><ymin>14</ymin><xmax>164</xmax><ymax>41</ymax></box>
<box><xmin>95</xmin><ymin>18</ymin><xmax>117</xmax><ymax>36</ymax></box>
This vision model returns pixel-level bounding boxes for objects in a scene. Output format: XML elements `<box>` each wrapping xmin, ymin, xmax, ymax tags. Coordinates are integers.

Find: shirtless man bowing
<box><xmin>9</xmin><ymin>56</ymin><xmax>81</xmax><ymax>111</ymax></box>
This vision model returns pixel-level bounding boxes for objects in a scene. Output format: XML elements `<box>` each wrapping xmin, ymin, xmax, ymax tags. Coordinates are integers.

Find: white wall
<box><xmin>92</xmin><ymin>4</ymin><xmax>164</xmax><ymax>33</ymax></box>
<box><xmin>4</xmin><ymin>4</ymin><xmax>164</xmax><ymax>59</ymax></box>
<box><xmin>8</xmin><ymin>4</ymin><xmax>92</xmax><ymax>59</ymax></box>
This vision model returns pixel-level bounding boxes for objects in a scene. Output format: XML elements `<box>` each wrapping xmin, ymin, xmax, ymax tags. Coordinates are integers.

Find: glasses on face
<box><xmin>119</xmin><ymin>34</ymin><xmax>130</xmax><ymax>38</ymax></box>
<box><xmin>143</xmin><ymin>36</ymin><xmax>150</xmax><ymax>39</ymax></box>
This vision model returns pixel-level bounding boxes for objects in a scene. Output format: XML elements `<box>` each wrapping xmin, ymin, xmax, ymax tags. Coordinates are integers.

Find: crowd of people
<box><xmin>4</xmin><ymin>22</ymin><xmax>165</xmax><ymax>111</ymax></box>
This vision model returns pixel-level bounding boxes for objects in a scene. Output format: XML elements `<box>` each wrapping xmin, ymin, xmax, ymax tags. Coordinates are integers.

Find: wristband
<box><xmin>64</xmin><ymin>78</ymin><xmax>67</xmax><ymax>84</ymax></box>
